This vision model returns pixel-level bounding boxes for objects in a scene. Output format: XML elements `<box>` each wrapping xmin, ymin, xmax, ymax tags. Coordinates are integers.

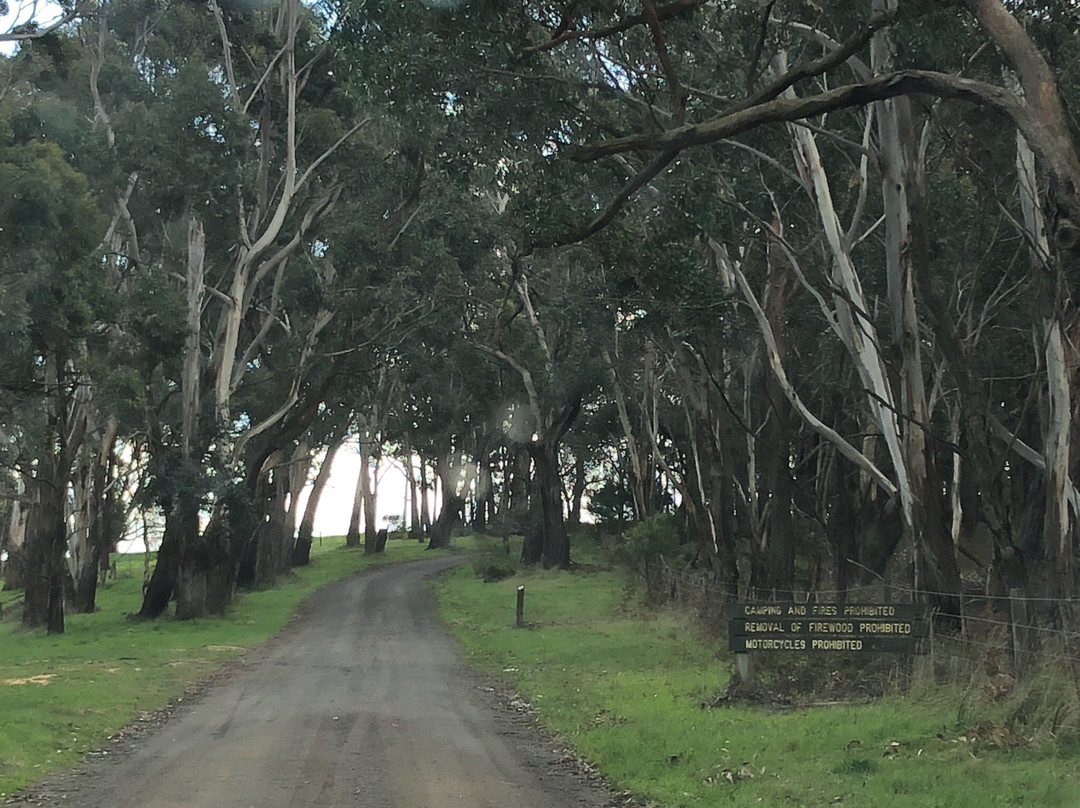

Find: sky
<box><xmin>113</xmin><ymin>445</ymin><xmax>416</xmax><ymax>554</ymax></box>
<box><xmin>2</xmin><ymin>1</ymin><xmax>63</xmax><ymax>54</ymax></box>
<box><xmin>297</xmin><ymin>441</ymin><xmax>413</xmax><ymax>538</ymax></box>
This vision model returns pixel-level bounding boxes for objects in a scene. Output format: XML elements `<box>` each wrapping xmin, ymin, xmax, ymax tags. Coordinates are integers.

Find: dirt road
<box><xmin>18</xmin><ymin>556</ymin><xmax>616</xmax><ymax>808</ymax></box>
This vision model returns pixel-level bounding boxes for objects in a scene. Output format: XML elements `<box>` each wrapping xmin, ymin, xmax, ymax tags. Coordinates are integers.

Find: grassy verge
<box><xmin>0</xmin><ymin>535</ymin><xmax>462</xmax><ymax>797</ymax></box>
<box><xmin>435</xmin><ymin>542</ymin><xmax>1080</xmax><ymax>808</ymax></box>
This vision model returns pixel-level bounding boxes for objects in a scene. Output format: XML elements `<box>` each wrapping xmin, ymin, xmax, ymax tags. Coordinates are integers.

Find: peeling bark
<box><xmin>1017</xmin><ymin>133</ymin><xmax>1078</xmax><ymax>599</ymax></box>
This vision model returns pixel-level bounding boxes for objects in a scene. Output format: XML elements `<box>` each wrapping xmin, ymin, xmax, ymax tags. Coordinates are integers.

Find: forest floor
<box><xmin>7</xmin><ymin>555</ymin><xmax>623</xmax><ymax>808</ymax></box>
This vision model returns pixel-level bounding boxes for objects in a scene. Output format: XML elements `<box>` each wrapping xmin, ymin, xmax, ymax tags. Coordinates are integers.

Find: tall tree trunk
<box><xmin>22</xmin><ymin>472</ymin><xmax>67</xmax><ymax>632</ymax></box>
<box><xmin>279</xmin><ymin>442</ymin><xmax>310</xmax><ymax>570</ymax></box>
<box><xmin>3</xmin><ymin>476</ymin><xmax>28</xmax><ymax>591</ymax></box>
<box><xmin>473</xmin><ymin>446</ymin><xmax>492</xmax><ymax>533</ymax></box>
<box><xmin>419</xmin><ymin>459</ymin><xmax>431</xmax><ymax>536</ymax></box>
<box><xmin>141</xmin><ymin>216</ymin><xmax>207</xmax><ymax>619</ymax></box>
<box><xmin>873</xmin><ymin>0</ymin><xmax>961</xmax><ymax>615</ymax></box>
<box><xmin>202</xmin><ymin>501</ymin><xmax>237</xmax><ymax>616</ymax></box>
<box><xmin>1017</xmin><ymin>133</ymin><xmax>1079</xmax><ymax>601</ymax></box>
<box><xmin>829</xmin><ymin>444</ymin><xmax>858</xmax><ymax>600</ymax></box>
<box><xmin>345</xmin><ymin>441</ymin><xmax>364</xmax><ymax>548</ymax></box>
<box><xmin>568</xmin><ymin>451</ymin><xmax>587</xmax><ymax>530</ymax></box>
<box><xmin>762</xmin><ymin>217</ymin><xmax>795</xmax><ymax>595</ymax></box>
<box><xmin>404</xmin><ymin>444</ymin><xmax>422</xmax><ymax>538</ymax></box>
<box><xmin>360</xmin><ymin>437</ymin><xmax>378</xmax><ymax>554</ymax></box>
<box><xmin>507</xmin><ymin>447</ymin><xmax>531</xmax><ymax>531</ymax></box>
<box><xmin>139</xmin><ymin>493</ymin><xmax>191</xmax><ymax>618</ymax></box>
<box><xmin>604</xmin><ymin>347</ymin><xmax>651</xmax><ymax>520</ymax></box>
<box><xmin>428</xmin><ymin>489</ymin><xmax>463</xmax><ymax>549</ymax></box>
<box><xmin>176</xmin><ymin>508</ymin><xmax>211</xmax><ymax>621</ymax></box>
<box><xmin>22</xmin><ymin>348</ymin><xmax>87</xmax><ymax>633</ymax></box>
<box><xmin>521</xmin><ymin>396</ymin><xmax>581</xmax><ymax>569</ymax></box>
<box><xmin>294</xmin><ymin>436</ymin><xmax>345</xmax><ymax>565</ymax></box>
<box><xmin>521</xmin><ymin>436</ymin><xmax>571</xmax><ymax>568</ymax></box>
<box><xmin>71</xmin><ymin>417</ymin><xmax>119</xmax><ymax>614</ymax></box>
<box><xmin>254</xmin><ymin>450</ymin><xmax>287</xmax><ymax>586</ymax></box>
<box><xmin>428</xmin><ymin>454</ymin><xmax>463</xmax><ymax>550</ymax></box>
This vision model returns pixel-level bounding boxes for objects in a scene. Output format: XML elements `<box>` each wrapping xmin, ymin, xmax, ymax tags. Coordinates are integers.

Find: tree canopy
<box><xmin>1</xmin><ymin>0</ymin><xmax>1079</xmax><ymax>638</ymax></box>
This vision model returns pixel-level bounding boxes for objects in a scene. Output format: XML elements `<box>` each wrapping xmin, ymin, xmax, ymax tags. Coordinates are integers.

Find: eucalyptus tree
<box><xmin>465</xmin><ymin>247</ymin><xmax>609</xmax><ymax>567</ymax></box>
<box><xmin>0</xmin><ymin>89</ymin><xmax>110</xmax><ymax>630</ymax></box>
<box><xmin>494</xmin><ymin>0</ymin><xmax>1080</xmax><ymax>610</ymax></box>
<box><xmin>1</xmin><ymin>29</ymin><xmax>201</xmax><ymax>625</ymax></box>
<box><xmin>8</xmin><ymin>0</ymin><xmax>432</xmax><ymax>618</ymax></box>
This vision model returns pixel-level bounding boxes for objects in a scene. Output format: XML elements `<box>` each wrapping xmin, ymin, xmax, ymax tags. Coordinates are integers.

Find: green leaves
<box><xmin>0</xmin><ymin>139</ymin><xmax>107</xmax><ymax>342</ymax></box>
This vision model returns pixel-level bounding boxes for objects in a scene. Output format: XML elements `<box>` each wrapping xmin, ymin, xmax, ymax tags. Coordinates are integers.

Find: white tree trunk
<box><xmin>181</xmin><ymin>217</ymin><xmax>205</xmax><ymax>460</ymax></box>
<box><xmin>779</xmin><ymin>75</ymin><xmax>913</xmax><ymax>525</ymax></box>
<box><xmin>1017</xmin><ymin>132</ymin><xmax>1077</xmax><ymax>596</ymax></box>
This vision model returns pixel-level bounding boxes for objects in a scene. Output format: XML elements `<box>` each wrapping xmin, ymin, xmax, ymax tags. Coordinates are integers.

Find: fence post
<box><xmin>734</xmin><ymin>652</ymin><xmax>753</xmax><ymax>688</ymax></box>
<box><xmin>1009</xmin><ymin>587</ymin><xmax>1027</xmax><ymax>673</ymax></box>
<box><xmin>516</xmin><ymin>585</ymin><xmax>525</xmax><ymax>628</ymax></box>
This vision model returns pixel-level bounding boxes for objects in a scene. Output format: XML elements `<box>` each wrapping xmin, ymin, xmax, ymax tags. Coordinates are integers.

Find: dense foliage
<box><xmin>1</xmin><ymin>1</ymin><xmax>1078</xmax><ymax>660</ymax></box>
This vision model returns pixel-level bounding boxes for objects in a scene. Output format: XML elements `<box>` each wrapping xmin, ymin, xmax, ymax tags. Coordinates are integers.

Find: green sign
<box><xmin>729</xmin><ymin>603</ymin><xmax>930</xmax><ymax>655</ymax></box>
<box><xmin>732</xmin><ymin>602</ymin><xmax>925</xmax><ymax>620</ymax></box>
<box><xmin>730</xmin><ymin>635</ymin><xmax>929</xmax><ymax>654</ymax></box>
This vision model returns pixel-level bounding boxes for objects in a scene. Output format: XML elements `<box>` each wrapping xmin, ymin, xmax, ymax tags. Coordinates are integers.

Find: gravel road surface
<box><xmin>13</xmin><ymin>555</ymin><xmax>617</xmax><ymax>808</ymax></box>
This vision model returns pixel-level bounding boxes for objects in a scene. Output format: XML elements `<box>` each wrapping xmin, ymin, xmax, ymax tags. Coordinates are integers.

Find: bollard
<box><xmin>516</xmin><ymin>585</ymin><xmax>525</xmax><ymax>628</ymax></box>
<box><xmin>735</xmin><ymin>652</ymin><xmax>752</xmax><ymax>687</ymax></box>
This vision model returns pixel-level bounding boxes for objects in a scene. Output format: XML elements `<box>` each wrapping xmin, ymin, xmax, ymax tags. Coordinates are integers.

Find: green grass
<box><xmin>0</xmin><ymin>535</ymin><xmax>464</xmax><ymax>797</ymax></box>
<box><xmin>435</xmin><ymin>543</ymin><xmax>1080</xmax><ymax>808</ymax></box>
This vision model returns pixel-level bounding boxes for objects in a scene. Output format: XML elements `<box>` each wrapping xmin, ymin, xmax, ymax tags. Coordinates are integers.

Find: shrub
<box><xmin>473</xmin><ymin>548</ymin><xmax>518</xmax><ymax>583</ymax></box>
<box><xmin>618</xmin><ymin>512</ymin><xmax>685</xmax><ymax>572</ymax></box>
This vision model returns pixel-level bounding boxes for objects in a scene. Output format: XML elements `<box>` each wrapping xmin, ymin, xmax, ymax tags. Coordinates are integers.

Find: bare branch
<box><xmin>473</xmin><ymin>342</ymin><xmax>541</xmax><ymax>427</ymax></box>
<box><xmin>387</xmin><ymin>202</ymin><xmax>423</xmax><ymax>251</ymax></box>
<box><xmin>242</xmin><ymin>47</ymin><xmax>286</xmax><ymax>116</ymax></box>
<box><xmin>641</xmin><ymin>0</ymin><xmax>688</xmax><ymax>124</ymax></box>
<box><xmin>733</xmin><ymin>9</ymin><xmax>896</xmax><ymax>115</ymax></box>
<box><xmin>96</xmin><ymin>172</ymin><xmax>139</xmax><ymax>253</ymax></box>
<box><xmin>780</xmin><ymin>20</ymin><xmax>873</xmax><ymax>82</ymax></box>
<box><xmin>515</xmin><ymin>276</ymin><xmax>554</xmax><ymax>383</ymax></box>
<box><xmin>746</xmin><ymin>0</ymin><xmax>779</xmax><ymax>91</ymax></box>
<box><xmin>1</xmin><ymin>3</ymin><xmax>91</xmax><ymax>43</ymax></box>
<box><xmin>210</xmin><ymin>0</ymin><xmax>244</xmax><ymax>112</ymax></box>
<box><xmin>296</xmin><ymin>117</ymin><xmax>371</xmax><ymax>192</ymax></box>
<box><xmin>231</xmin><ymin>258</ymin><xmax>289</xmax><ymax>396</ymax></box>
<box><xmin>570</xmin><ymin>70</ymin><xmax>1019</xmax><ymax>162</ymax></box>
<box><xmin>233</xmin><ymin>307</ymin><xmax>334</xmax><ymax>459</ymax></box>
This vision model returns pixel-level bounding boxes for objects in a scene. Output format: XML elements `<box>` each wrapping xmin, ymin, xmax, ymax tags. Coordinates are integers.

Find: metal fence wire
<box><xmin>642</xmin><ymin>556</ymin><xmax>1080</xmax><ymax>686</ymax></box>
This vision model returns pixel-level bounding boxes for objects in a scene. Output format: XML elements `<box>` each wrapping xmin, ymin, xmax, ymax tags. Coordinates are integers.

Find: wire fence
<box><xmin>642</xmin><ymin>556</ymin><xmax>1080</xmax><ymax>685</ymax></box>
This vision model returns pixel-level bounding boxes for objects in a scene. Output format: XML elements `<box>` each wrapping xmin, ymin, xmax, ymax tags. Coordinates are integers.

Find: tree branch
<box><xmin>528</xmin><ymin>150</ymin><xmax>676</xmax><ymax>252</ymax></box>
<box><xmin>521</xmin><ymin>0</ymin><xmax>708</xmax><ymax>56</ymax></box>
<box><xmin>731</xmin><ymin>256</ymin><xmax>899</xmax><ymax>498</ymax></box>
<box><xmin>1</xmin><ymin>4</ymin><xmax>91</xmax><ymax>42</ymax></box>
<box><xmin>641</xmin><ymin>0</ymin><xmax>688</xmax><ymax>123</ymax></box>
<box><xmin>473</xmin><ymin>342</ymin><xmax>542</xmax><ymax>428</ymax></box>
<box><xmin>210</xmin><ymin>0</ymin><xmax>244</xmax><ymax>113</ymax></box>
<box><xmin>569</xmin><ymin>70</ymin><xmax>1019</xmax><ymax>162</ymax></box>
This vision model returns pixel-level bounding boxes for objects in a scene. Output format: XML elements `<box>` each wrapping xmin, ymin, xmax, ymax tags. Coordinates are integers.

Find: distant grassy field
<box><xmin>0</xmin><ymin>535</ymin><xmax>457</xmax><ymax>797</ymax></box>
<box><xmin>435</xmin><ymin>541</ymin><xmax>1080</xmax><ymax>808</ymax></box>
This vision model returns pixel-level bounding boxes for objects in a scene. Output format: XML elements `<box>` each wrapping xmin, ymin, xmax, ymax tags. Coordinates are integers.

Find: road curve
<box><xmin>23</xmin><ymin>556</ymin><xmax>613</xmax><ymax>808</ymax></box>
